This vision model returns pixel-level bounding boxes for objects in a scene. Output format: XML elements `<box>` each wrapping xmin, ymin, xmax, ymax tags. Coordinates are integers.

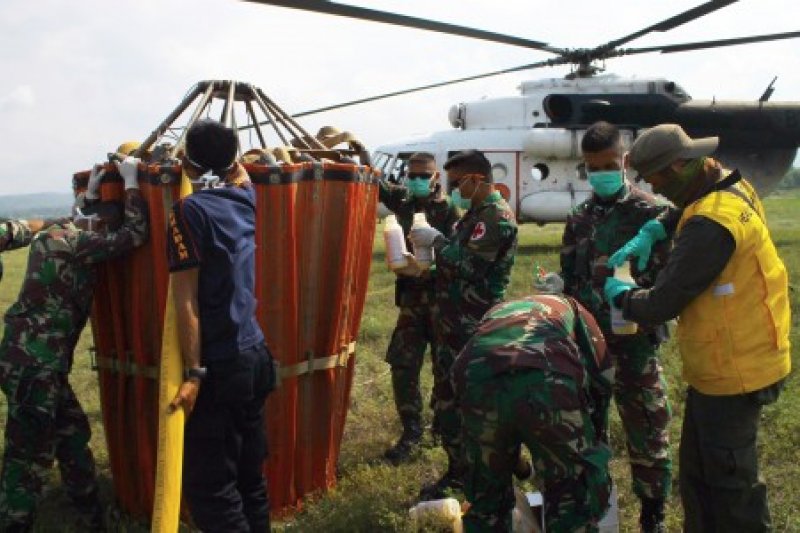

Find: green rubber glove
<box><xmin>608</xmin><ymin>219</ymin><xmax>667</xmax><ymax>270</ymax></box>
<box><xmin>604</xmin><ymin>276</ymin><xmax>637</xmax><ymax>306</ymax></box>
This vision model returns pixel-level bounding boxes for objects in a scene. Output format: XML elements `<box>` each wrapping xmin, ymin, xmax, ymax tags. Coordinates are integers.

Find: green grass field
<box><xmin>0</xmin><ymin>191</ymin><xmax>798</xmax><ymax>532</ymax></box>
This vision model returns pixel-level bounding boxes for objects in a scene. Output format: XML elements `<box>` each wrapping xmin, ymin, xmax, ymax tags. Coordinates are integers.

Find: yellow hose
<box><xmin>151</xmin><ymin>173</ymin><xmax>193</xmax><ymax>532</ymax></box>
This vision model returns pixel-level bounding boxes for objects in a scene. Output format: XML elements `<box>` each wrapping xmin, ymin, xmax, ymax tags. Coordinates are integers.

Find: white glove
<box><xmin>84</xmin><ymin>164</ymin><xmax>106</xmax><ymax>200</ymax></box>
<box><xmin>115</xmin><ymin>156</ymin><xmax>140</xmax><ymax>190</ymax></box>
<box><xmin>408</xmin><ymin>226</ymin><xmax>443</xmax><ymax>249</ymax></box>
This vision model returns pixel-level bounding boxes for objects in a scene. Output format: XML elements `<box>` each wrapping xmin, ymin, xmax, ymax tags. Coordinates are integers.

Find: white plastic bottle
<box><xmin>408</xmin><ymin>498</ymin><xmax>463</xmax><ymax>532</ymax></box>
<box><xmin>383</xmin><ymin>214</ymin><xmax>409</xmax><ymax>271</ymax></box>
<box><xmin>610</xmin><ymin>260</ymin><xmax>638</xmax><ymax>335</ymax></box>
<box><xmin>411</xmin><ymin>212</ymin><xmax>434</xmax><ymax>269</ymax></box>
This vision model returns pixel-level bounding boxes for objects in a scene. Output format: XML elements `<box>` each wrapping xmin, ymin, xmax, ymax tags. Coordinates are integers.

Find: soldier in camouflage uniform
<box><xmin>452</xmin><ymin>284</ymin><xmax>614</xmax><ymax>532</ymax></box>
<box><xmin>0</xmin><ymin>159</ymin><xmax>148</xmax><ymax>532</ymax></box>
<box><xmin>409</xmin><ymin>149</ymin><xmax>518</xmax><ymax>499</ymax></box>
<box><xmin>561</xmin><ymin>122</ymin><xmax>672</xmax><ymax>532</ymax></box>
<box><xmin>379</xmin><ymin>152</ymin><xmax>460</xmax><ymax>464</ymax></box>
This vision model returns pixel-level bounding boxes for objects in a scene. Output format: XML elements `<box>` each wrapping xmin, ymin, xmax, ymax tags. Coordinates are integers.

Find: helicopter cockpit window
<box><xmin>531</xmin><ymin>163</ymin><xmax>550</xmax><ymax>181</ymax></box>
<box><xmin>386</xmin><ymin>153</ymin><xmax>415</xmax><ymax>184</ymax></box>
<box><xmin>373</xmin><ymin>152</ymin><xmax>392</xmax><ymax>174</ymax></box>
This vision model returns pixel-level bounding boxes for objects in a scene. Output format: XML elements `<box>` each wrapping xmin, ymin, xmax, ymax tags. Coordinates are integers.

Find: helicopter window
<box><xmin>531</xmin><ymin>163</ymin><xmax>550</xmax><ymax>181</ymax></box>
<box><xmin>491</xmin><ymin>163</ymin><xmax>508</xmax><ymax>182</ymax></box>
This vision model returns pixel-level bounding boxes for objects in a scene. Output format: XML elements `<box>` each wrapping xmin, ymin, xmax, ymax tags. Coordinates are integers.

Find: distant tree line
<box><xmin>778</xmin><ymin>167</ymin><xmax>800</xmax><ymax>189</ymax></box>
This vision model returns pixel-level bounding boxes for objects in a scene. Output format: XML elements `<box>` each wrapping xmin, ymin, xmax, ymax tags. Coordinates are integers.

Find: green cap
<box><xmin>629</xmin><ymin>124</ymin><xmax>718</xmax><ymax>178</ymax></box>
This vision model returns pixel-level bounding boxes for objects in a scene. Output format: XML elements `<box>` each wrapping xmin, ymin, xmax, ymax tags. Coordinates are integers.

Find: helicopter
<box><xmin>244</xmin><ymin>0</ymin><xmax>800</xmax><ymax>223</ymax></box>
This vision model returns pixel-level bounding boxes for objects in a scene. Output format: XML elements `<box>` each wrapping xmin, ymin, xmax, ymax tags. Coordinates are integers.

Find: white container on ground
<box><xmin>409</xmin><ymin>497</ymin><xmax>463</xmax><ymax>532</ymax></box>
<box><xmin>523</xmin><ymin>484</ymin><xmax>618</xmax><ymax>532</ymax></box>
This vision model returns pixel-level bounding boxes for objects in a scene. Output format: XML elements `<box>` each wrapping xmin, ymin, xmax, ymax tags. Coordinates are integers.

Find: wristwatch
<box><xmin>184</xmin><ymin>367</ymin><xmax>208</xmax><ymax>382</ymax></box>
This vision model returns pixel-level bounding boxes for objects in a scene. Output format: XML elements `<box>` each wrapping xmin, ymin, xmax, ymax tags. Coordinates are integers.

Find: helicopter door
<box><xmin>483</xmin><ymin>151</ymin><xmax>518</xmax><ymax>214</ymax></box>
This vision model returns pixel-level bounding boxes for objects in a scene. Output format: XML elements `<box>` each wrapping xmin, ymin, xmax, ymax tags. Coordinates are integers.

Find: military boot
<box><xmin>418</xmin><ymin>464</ymin><xmax>465</xmax><ymax>501</ymax></box>
<box><xmin>384</xmin><ymin>416</ymin><xmax>423</xmax><ymax>465</ymax></box>
<box><xmin>639</xmin><ymin>497</ymin><xmax>666</xmax><ymax>533</ymax></box>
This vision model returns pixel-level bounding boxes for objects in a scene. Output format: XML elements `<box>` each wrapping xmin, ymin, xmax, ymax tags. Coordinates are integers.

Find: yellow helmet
<box><xmin>116</xmin><ymin>141</ymin><xmax>141</xmax><ymax>156</ymax></box>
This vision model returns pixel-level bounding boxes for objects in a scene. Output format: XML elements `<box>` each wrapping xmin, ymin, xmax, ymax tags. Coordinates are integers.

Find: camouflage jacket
<box><xmin>379</xmin><ymin>180</ymin><xmax>460</xmax><ymax>307</ymax></box>
<box><xmin>433</xmin><ymin>191</ymin><xmax>518</xmax><ymax>318</ymax></box>
<box><xmin>0</xmin><ymin>194</ymin><xmax>148</xmax><ymax>373</ymax></box>
<box><xmin>560</xmin><ymin>184</ymin><xmax>671</xmax><ymax>337</ymax></box>
<box><xmin>452</xmin><ymin>295</ymin><xmax>613</xmax><ymax>436</ymax></box>
<box><xmin>0</xmin><ymin>220</ymin><xmax>36</xmax><ymax>282</ymax></box>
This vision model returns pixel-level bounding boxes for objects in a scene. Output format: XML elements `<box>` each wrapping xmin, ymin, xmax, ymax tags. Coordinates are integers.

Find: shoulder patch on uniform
<box><xmin>471</xmin><ymin>221</ymin><xmax>487</xmax><ymax>240</ymax></box>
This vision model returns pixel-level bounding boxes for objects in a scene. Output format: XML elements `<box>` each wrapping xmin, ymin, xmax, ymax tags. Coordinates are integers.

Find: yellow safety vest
<box><xmin>676</xmin><ymin>178</ymin><xmax>791</xmax><ymax>395</ymax></box>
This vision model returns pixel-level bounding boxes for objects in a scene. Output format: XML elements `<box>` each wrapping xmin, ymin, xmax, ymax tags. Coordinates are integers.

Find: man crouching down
<box><xmin>452</xmin><ymin>273</ymin><xmax>613</xmax><ymax>532</ymax></box>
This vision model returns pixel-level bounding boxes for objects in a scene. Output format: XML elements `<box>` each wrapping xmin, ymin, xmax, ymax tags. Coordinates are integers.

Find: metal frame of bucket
<box><xmin>131</xmin><ymin>79</ymin><xmax>368</xmax><ymax>167</ymax></box>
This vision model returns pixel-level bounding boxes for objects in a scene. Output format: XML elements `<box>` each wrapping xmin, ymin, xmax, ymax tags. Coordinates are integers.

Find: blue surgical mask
<box><xmin>451</xmin><ymin>188</ymin><xmax>472</xmax><ymax>210</ymax></box>
<box><xmin>407</xmin><ymin>178</ymin><xmax>432</xmax><ymax>198</ymax></box>
<box><xmin>588</xmin><ymin>170</ymin><xmax>624</xmax><ymax>198</ymax></box>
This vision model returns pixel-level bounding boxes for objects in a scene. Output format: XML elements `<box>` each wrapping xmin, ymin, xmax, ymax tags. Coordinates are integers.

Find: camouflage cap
<box><xmin>629</xmin><ymin>124</ymin><xmax>718</xmax><ymax>178</ymax></box>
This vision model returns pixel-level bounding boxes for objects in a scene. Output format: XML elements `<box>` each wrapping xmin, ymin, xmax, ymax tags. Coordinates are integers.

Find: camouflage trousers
<box><xmin>459</xmin><ymin>367</ymin><xmax>612</xmax><ymax>533</ymax></box>
<box><xmin>385</xmin><ymin>303</ymin><xmax>437</xmax><ymax>436</ymax></box>
<box><xmin>608</xmin><ymin>334</ymin><xmax>672</xmax><ymax>501</ymax></box>
<box><xmin>0</xmin><ymin>362</ymin><xmax>99</xmax><ymax>530</ymax></box>
<box><xmin>431</xmin><ymin>302</ymin><xmax>486</xmax><ymax>472</ymax></box>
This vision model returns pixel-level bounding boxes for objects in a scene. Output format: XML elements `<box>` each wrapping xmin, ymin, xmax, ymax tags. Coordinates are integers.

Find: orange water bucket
<box><xmin>75</xmin><ymin>160</ymin><xmax>378</xmax><ymax>521</ymax></box>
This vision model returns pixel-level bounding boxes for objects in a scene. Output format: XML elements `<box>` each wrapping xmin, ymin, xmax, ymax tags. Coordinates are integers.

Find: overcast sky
<box><xmin>0</xmin><ymin>0</ymin><xmax>798</xmax><ymax>195</ymax></box>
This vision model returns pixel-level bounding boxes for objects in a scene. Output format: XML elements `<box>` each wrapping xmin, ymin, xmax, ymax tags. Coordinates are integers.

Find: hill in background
<box><xmin>0</xmin><ymin>192</ymin><xmax>73</xmax><ymax>218</ymax></box>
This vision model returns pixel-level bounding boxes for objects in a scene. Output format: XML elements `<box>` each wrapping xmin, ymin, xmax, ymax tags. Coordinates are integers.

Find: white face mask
<box><xmin>74</xmin><ymin>207</ymin><xmax>101</xmax><ymax>231</ymax></box>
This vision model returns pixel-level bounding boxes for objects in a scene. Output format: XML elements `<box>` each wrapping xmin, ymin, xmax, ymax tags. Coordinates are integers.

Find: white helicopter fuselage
<box><xmin>373</xmin><ymin>74</ymin><xmax>685</xmax><ymax>223</ymax></box>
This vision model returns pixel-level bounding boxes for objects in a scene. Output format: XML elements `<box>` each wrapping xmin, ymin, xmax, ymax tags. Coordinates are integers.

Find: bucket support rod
<box><xmin>221</xmin><ymin>80</ymin><xmax>236</xmax><ymax>128</ymax></box>
<box><xmin>136</xmin><ymin>82</ymin><xmax>205</xmax><ymax>157</ymax></box>
<box><xmin>257</xmin><ymin>88</ymin><xmax>326</xmax><ymax>149</ymax></box>
<box><xmin>169</xmin><ymin>82</ymin><xmax>216</xmax><ymax>159</ymax></box>
<box><xmin>245</xmin><ymin>99</ymin><xmax>268</xmax><ymax>148</ymax></box>
<box><xmin>251</xmin><ymin>87</ymin><xmax>291</xmax><ymax>147</ymax></box>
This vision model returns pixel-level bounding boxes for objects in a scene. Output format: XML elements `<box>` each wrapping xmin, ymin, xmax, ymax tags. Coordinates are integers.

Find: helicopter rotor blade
<box><xmin>238</xmin><ymin>59</ymin><xmax>560</xmax><ymax>129</ymax></box>
<box><xmin>618</xmin><ymin>30</ymin><xmax>800</xmax><ymax>56</ymax></box>
<box><xmin>597</xmin><ymin>0</ymin><xmax>739</xmax><ymax>53</ymax></box>
<box><xmin>241</xmin><ymin>0</ymin><xmax>565</xmax><ymax>54</ymax></box>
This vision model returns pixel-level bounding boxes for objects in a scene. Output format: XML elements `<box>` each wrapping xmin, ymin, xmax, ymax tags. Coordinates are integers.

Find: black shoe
<box><xmin>418</xmin><ymin>468</ymin><xmax>464</xmax><ymax>501</ymax></box>
<box><xmin>384</xmin><ymin>432</ymin><xmax>422</xmax><ymax>465</ymax></box>
<box><xmin>640</xmin><ymin>497</ymin><xmax>666</xmax><ymax>533</ymax></box>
